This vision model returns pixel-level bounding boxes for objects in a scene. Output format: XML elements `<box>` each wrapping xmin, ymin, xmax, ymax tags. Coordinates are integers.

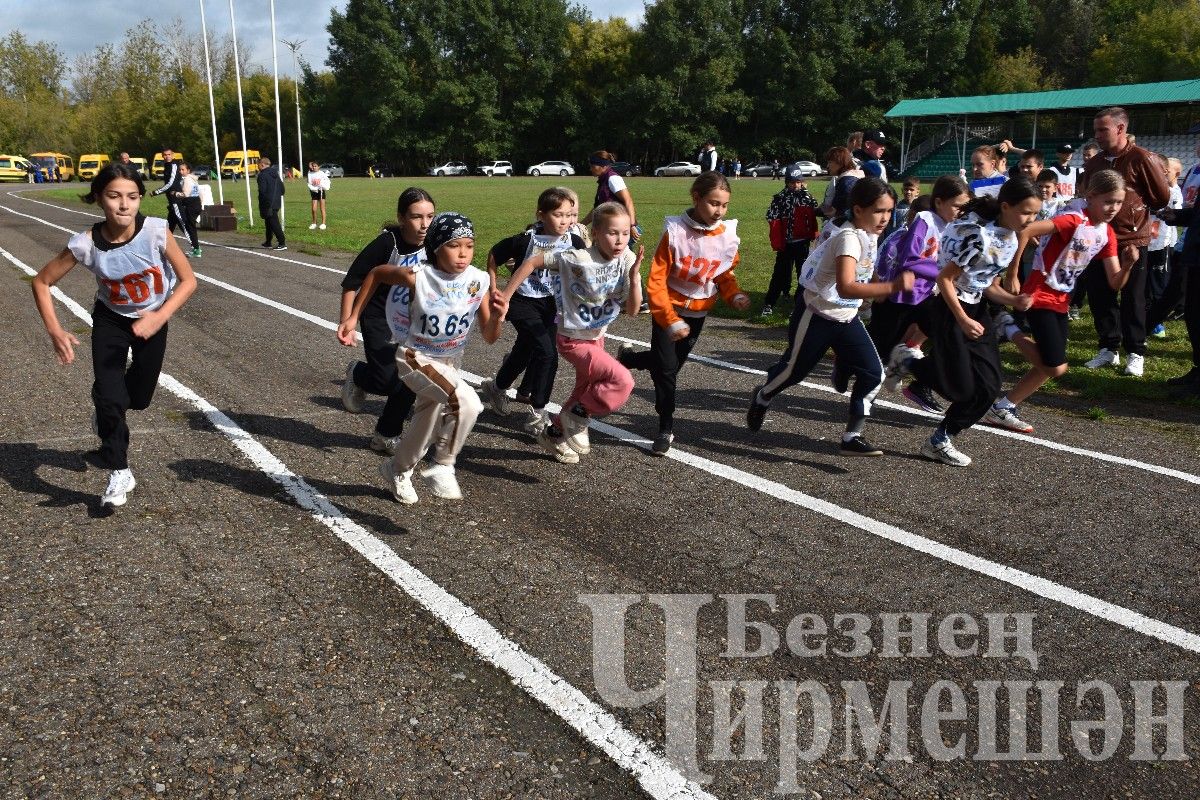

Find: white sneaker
<box><xmin>369</xmin><ymin>432</ymin><xmax>402</xmax><ymax>455</ymax></box>
<box><xmin>479</xmin><ymin>379</ymin><xmax>509</xmax><ymax>415</ymax></box>
<box><xmin>101</xmin><ymin>468</ymin><xmax>137</xmax><ymax>507</ymax></box>
<box><xmin>308</xmin><ymin>223</ymin><xmax>317</xmax><ymax>230</ymax></box>
<box><xmin>983</xmin><ymin>405</ymin><xmax>1034</xmax><ymax>433</ymax></box>
<box><xmin>341</xmin><ymin>361</ymin><xmax>365</xmax><ymax>413</ymax></box>
<box><xmin>883</xmin><ymin>343</ymin><xmax>921</xmax><ymax>392</ymax></box>
<box><xmin>522</xmin><ymin>407</ymin><xmax>549</xmax><ymax>436</ymax></box>
<box><xmin>1084</xmin><ymin>348</ymin><xmax>1120</xmax><ymax>369</ymax></box>
<box><xmin>1123</xmin><ymin>353</ymin><xmax>1145</xmax><ymax>377</ymax></box>
<box><xmin>920</xmin><ymin>436</ymin><xmax>971</xmax><ymax>467</ymax></box>
<box><xmin>537</xmin><ymin>428</ymin><xmax>580</xmax><ymax>463</ymax></box>
<box><xmin>379</xmin><ymin>460</ymin><xmax>418</xmax><ymax>504</ymax></box>
<box><xmin>319</xmin><ymin>223</ymin><xmax>326</xmax><ymax>231</ymax></box>
<box><xmin>558</xmin><ymin>408</ymin><xmax>591</xmax><ymax>455</ymax></box>
<box><xmin>421</xmin><ymin>463</ymin><xmax>462</xmax><ymax>500</ymax></box>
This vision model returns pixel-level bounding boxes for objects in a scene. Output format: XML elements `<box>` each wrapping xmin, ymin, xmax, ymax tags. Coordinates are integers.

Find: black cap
<box><xmin>785</xmin><ymin>165</ymin><xmax>805</xmax><ymax>181</ymax></box>
<box><xmin>1057</xmin><ymin>143</ymin><xmax>1073</xmax><ymax>153</ymax></box>
<box><xmin>864</xmin><ymin>130</ymin><xmax>887</xmax><ymax>145</ymax></box>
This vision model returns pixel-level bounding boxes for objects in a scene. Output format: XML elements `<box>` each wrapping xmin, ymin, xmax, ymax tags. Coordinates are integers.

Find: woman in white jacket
<box><xmin>307</xmin><ymin>161</ymin><xmax>331</xmax><ymax>230</ymax></box>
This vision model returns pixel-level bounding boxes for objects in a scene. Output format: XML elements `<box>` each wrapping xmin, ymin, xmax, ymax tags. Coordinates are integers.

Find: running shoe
<box><xmin>379</xmin><ymin>460</ymin><xmax>418</xmax><ymax>504</ymax></box>
<box><xmin>902</xmin><ymin>382</ymin><xmax>944</xmax><ymax>414</ymax></box>
<box><xmin>308</xmin><ymin>223</ymin><xmax>317</xmax><ymax>230</ymax></box>
<box><xmin>537</xmin><ymin>427</ymin><xmax>580</xmax><ymax>464</ymax></box>
<box><xmin>882</xmin><ymin>343</ymin><xmax>919</xmax><ymax>392</ymax></box>
<box><xmin>760</xmin><ymin>304</ymin><xmax>774</xmax><ymax>317</ymax></box>
<box><xmin>639</xmin><ymin>301</ymin><xmax>651</xmax><ymax>314</ymax></box>
<box><xmin>558</xmin><ymin>407</ymin><xmax>591</xmax><ymax>455</ymax></box>
<box><xmin>479</xmin><ymin>378</ymin><xmax>509</xmax><ymax>415</ymax></box>
<box><xmin>1151</xmin><ymin>323</ymin><xmax>1167</xmax><ymax>339</ymax></box>
<box><xmin>983</xmin><ymin>405</ymin><xmax>1034</xmax><ymax>433</ymax></box>
<box><xmin>651</xmin><ymin>430</ymin><xmax>674</xmax><ymax>456</ymax></box>
<box><xmin>920</xmin><ymin>436</ymin><xmax>971</xmax><ymax>467</ymax></box>
<box><xmin>522</xmin><ymin>407</ymin><xmax>549</xmax><ymax>436</ymax></box>
<box><xmin>319</xmin><ymin>223</ymin><xmax>327</xmax><ymax>230</ymax></box>
<box><xmin>616</xmin><ymin>342</ymin><xmax>637</xmax><ymax>365</ymax></box>
<box><xmin>1067</xmin><ymin>306</ymin><xmax>1081</xmax><ymax>321</ymax></box>
<box><xmin>1123</xmin><ymin>353</ymin><xmax>1145</xmax><ymax>377</ymax></box>
<box><xmin>101</xmin><ymin>468</ymin><xmax>137</xmax><ymax>507</ymax></box>
<box><xmin>420</xmin><ymin>463</ymin><xmax>462</xmax><ymax>500</ymax></box>
<box><xmin>341</xmin><ymin>361</ymin><xmax>365</xmax><ymax>413</ymax></box>
<box><xmin>746</xmin><ymin>387</ymin><xmax>768</xmax><ymax>432</ymax></box>
<box><xmin>369</xmin><ymin>432</ymin><xmax>402</xmax><ymax>455</ymax></box>
<box><xmin>840</xmin><ymin>436</ymin><xmax>883</xmax><ymax>456</ymax></box>
<box><xmin>1084</xmin><ymin>348</ymin><xmax>1120</xmax><ymax>369</ymax></box>
<box><xmin>191</xmin><ymin>247</ymin><xmax>202</xmax><ymax>258</ymax></box>
<box><xmin>272</xmin><ymin>245</ymin><xmax>288</xmax><ymax>251</ymax></box>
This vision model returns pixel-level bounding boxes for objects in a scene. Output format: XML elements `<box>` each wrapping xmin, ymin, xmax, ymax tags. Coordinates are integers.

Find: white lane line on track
<box><xmin>0</xmin><ymin>244</ymin><xmax>716</xmax><ymax>800</ymax></box>
<box><xmin>9</xmin><ymin>194</ymin><xmax>1196</xmax><ymax>488</ymax></box>
<box><xmin>16</xmin><ymin>224</ymin><xmax>1192</xmax><ymax>659</ymax></box>
<box><xmin>9</xmin><ymin>191</ymin><xmax>344</xmax><ymax>274</ymax></box>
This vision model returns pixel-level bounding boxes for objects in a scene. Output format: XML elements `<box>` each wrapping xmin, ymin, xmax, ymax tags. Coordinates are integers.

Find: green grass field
<box><xmin>45</xmin><ymin>176</ymin><xmax>1198</xmax><ymax>414</ymax></box>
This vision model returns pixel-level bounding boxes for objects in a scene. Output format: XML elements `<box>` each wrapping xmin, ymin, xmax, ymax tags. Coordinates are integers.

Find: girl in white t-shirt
<box><xmin>307</xmin><ymin>161</ymin><xmax>331</xmax><ymax>230</ymax></box>
<box><xmin>31</xmin><ymin>164</ymin><xmax>197</xmax><ymax>508</ymax></box>
<box><xmin>747</xmin><ymin>177</ymin><xmax>915</xmax><ymax>456</ymax></box>
<box><xmin>338</xmin><ymin>212</ymin><xmax>508</xmax><ymax>504</ymax></box>
<box><xmin>504</xmin><ymin>202</ymin><xmax>644</xmax><ymax>463</ymax></box>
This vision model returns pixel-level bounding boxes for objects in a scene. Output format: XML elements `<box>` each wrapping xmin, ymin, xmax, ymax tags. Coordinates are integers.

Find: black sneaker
<box><xmin>651</xmin><ymin>430</ymin><xmax>674</xmax><ymax>456</ymax></box>
<box><xmin>273</xmin><ymin>244</ymin><xmax>288</xmax><ymax>251</ymax></box>
<box><xmin>1166</xmin><ymin>367</ymin><xmax>1200</xmax><ymax>387</ymax></box>
<box><xmin>616</xmin><ymin>343</ymin><xmax>636</xmax><ymax>367</ymax></box>
<box><xmin>902</xmin><ymin>381</ymin><xmax>944</xmax><ymax>414</ymax></box>
<box><xmin>831</xmin><ymin>358</ymin><xmax>849</xmax><ymax>393</ymax></box>
<box><xmin>840</xmin><ymin>436</ymin><xmax>883</xmax><ymax>456</ymax></box>
<box><xmin>746</xmin><ymin>386</ymin><xmax>768</xmax><ymax>432</ymax></box>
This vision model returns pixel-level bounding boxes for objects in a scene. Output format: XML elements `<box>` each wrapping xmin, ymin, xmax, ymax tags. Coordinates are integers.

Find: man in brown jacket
<box><xmin>1080</xmin><ymin>106</ymin><xmax>1172</xmax><ymax>377</ymax></box>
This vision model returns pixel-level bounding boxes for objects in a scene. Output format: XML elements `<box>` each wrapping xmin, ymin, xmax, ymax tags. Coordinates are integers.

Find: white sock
<box><xmin>841</xmin><ymin>432</ymin><xmax>860</xmax><ymax>443</ymax></box>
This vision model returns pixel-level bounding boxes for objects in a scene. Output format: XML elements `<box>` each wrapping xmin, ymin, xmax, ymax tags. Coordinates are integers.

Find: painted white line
<box><xmin>45</xmin><ymin>239</ymin><xmax>1198</xmax><ymax>659</ymax></box>
<box><xmin>15</xmin><ymin>191</ymin><xmax>1198</xmax><ymax>487</ymax></box>
<box><xmin>8</xmin><ymin>191</ymin><xmax>344</xmax><ymax>274</ymax></box>
<box><xmin>0</xmin><ymin>244</ymin><xmax>716</xmax><ymax>800</ymax></box>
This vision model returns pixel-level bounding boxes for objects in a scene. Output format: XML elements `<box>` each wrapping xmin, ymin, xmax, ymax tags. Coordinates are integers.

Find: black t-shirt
<box><xmin>489</xmin><ymin>230</ymin><xmax>586</xmax><ymax>275</ymax></box>
<box><xmin>341</xmin><ymin>227</ymin><xmax>422</xmax><ymax>318</ymax></box>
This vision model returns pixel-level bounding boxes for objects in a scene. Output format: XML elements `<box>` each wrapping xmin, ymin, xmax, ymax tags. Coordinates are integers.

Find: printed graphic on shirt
<box><xmin>384</xmin><ymin>247</ymin><xmax>427</xmax><ymax>343</ymax></box>
<box><xmin>560</xmin><ymin>254</ymin><xmax>629</xmax><ymax>332</ymax></box>
<box><xmin>69</xmin><ymin>217</ymin><xmax>177</xmax><ymax>317</ymax></box>
<box><xmin>1032</xmin><ymin>210</ymin><xmax>1111</xmax><ymax>293</ymax></box>
<box><xmin>517</xmin><ymin>234</ymin><xmax>573</xmax><ymax>298</ymax></box>
<box><xmin>941</xmin><ymin>215</ymin><xmax>1018</xmax><ymax>304</ymax></box>
<box><xmin>406</xmin><ymin>265</ymin><xmax>489</xmax><ymax>359</ymax></box>
<box><xmin>663</xmin><ymin>216</ymin><xmax>740</xmax><ymax>300</ymax></box>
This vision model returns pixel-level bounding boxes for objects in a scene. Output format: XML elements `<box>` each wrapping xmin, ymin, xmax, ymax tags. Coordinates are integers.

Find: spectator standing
<box><xmin>307</xmin><ymin>161</ymin><xmax>330</xmax><ymax>230</ymax></box>
<box><xmin>1080</xmin><ymin>106</ymin><xmax>1171</xmax><ymax>377</ymax></box>
<box><xmin>697</xmin><ymin>141</ymin><xmax>718</xmax><ymax>173</ymax></box>
<box><xmin>819</xmin><ymin>147</ymin><xmax>864</xmax><ymax>219</ymax></box>
<box><xmin>761</xmin><ymin>164</ymin><xmax>819</xmax><ymax>316</ymax></box>
<box><xmin>256</xmin><ymin>156</ymin><xmax>287</xmax><ymax>250</ymax></box>
<box><xmin>860</xmin><ymin>130</ymin><xmax>888</xmax><ymax>182</ymax></box>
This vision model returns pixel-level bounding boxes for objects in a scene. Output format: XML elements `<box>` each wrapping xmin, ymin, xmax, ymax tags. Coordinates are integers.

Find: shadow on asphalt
<box><xmin>0</xmin><ymin>442</ymin><xmax>114</xmax><ymax>518</ymax></box>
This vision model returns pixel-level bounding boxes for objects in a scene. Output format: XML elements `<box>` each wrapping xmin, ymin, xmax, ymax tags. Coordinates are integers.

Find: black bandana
<box><xmin>424</xmin><ymin>211</ymin><xmax>474</xmax><ymax>261</ymax></box>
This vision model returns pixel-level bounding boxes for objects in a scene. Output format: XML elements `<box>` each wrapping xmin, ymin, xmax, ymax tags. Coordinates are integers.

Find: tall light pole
<box><xmin>282</xmin><ymin>38</ymin><xmax>304</xmax><ymax>183</ymax></box>
<box><xmin>198</xmin><ymin>0</ymin><xmax>224</xmax><ymax>204</ymax></box>
<box><xmin>269</xmin><ymin>0</ymin><xmax>285</xmax><ymax>225</ymax></box>
<box><xmin>227</xmin><ymin>0</ymin><xmax>254</xmax><ymax>226</ymax></box>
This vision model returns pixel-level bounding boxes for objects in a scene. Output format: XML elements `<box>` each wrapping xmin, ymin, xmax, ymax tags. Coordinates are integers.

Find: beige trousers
<box><xmin>391</xmin><ymin>351</ymin><xmax>482</xmax><ymax>473</ymax></box>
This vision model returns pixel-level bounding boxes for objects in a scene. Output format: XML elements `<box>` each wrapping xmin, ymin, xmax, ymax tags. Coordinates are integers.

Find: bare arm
<box><xmin>1101</xmin><ymin>255</ymin><xmax>1129</xmax><ymax>291</ymax></box>
<box><xmin>478</xmin><ymin>289</ymin><xmax>508</xmax><ymax>344</ymax></box>
<box><xmin>337</xmin><ymin>265</ymin><xmax>414</xmax><ymax>345</ymax></box>
<box><xmin>132</xmin><ymin>235</ymin><xmax>197</xmax><ymax>339</ymax></box>
<box><xmin>936</xmin><ymin>262</ymin><xmax>986</xmax><ymax>339</ymax></box>
<box><xmin>31</xmin><ymin>248</ymin><xmax>81</xmax><ymax>364</ymax></box>
<box><xmin>339</xmin><ymin>289</ymin><xmax>356</xmax><ymax>324</ymax></box>
<box><xmin>616</xmin><ymin>188</ymin><xmax>636</xmax><ymax>226</ymax></box>
<box><xmin>502</xmin><ymin>253</ymin><xmax>547</xmax><ymax>301</ymax></box>
<box><xmin>1004</xmin><ymin>219</ymin><xmax>1056</xmax><ymax>291</ymax></box>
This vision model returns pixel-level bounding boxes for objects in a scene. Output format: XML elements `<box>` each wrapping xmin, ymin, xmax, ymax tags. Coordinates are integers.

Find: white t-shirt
<box><xmin>939</xmin><ymin>213</ymin><xmax>1019</xmax><ymax>304</ymax></box>
<box><xmin>606</xmin><ymin>174</ymin><xmax>627</xmax><ymax>196</ymax></box>
<box><xmin>68</xmin><ymin>216</ymin><xmax>178</xmax><ymax>318</ymax></box>
<box><xmin>799</xmin><ymin>226</ymin><xmax>876</xmax><ymax>323</ymax></box>
<box><xmin>550</xmin><ymin>246</ymin><xmax>635</xmax><ymax>340</ymax></box>
<box><xmin>307</xmin><ymin>170</ymin><xmax>331</xmax><ymax>192</ymax></box>
<box><xmin>405</xmin><ymin>264</ymin><xmax>490</xmax><ymax>363</ymax></box>
<box><xmin>1148</xmin><ymin>184</ymin><xmax>1183</xmax><ymax>252</ymax></box>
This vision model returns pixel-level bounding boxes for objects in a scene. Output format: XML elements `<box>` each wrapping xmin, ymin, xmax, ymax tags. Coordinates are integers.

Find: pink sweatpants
<box><xmin>556</xmin><ymin>333</ymin><xmax>634</xmax><ymax>417</ymax></box>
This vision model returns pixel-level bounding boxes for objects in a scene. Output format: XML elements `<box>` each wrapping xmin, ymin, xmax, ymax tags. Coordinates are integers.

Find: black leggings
<box><xmin>353</xmin><ymin>312</ymin><xmax>416</xmax><ymax>437</ymax></box>
<box><xmin>494</xmin><ymin>294</ymin><xmax>558</xmax><ymax>409</ymax></box>
<box><xmin>760</xmin><ymin>306</ymin><xmax>882</xmax><ymax>434</ymax></box>
<box><xmin>910</xmin><ymin>299</ymin><xmax>1001</xmax><ymax>437</ymax></box>
<box><xmin>867</xmin><ymin>298</ymin><xmax>930</xmax><ymax>359</ymax></box>
<box><xmin>763</xmin><ymin>240</ymin><xmax>810</xmax><ymax>306</ymax></box>
<box><xmin>621</xmin><ymin>315</ymin><xmax>706</xmax><ymax>431</ymax></box>
<box><xmin>91</xmin><ymin>302</ymin><xmax>168</xmax><ymax>470</ymax></box>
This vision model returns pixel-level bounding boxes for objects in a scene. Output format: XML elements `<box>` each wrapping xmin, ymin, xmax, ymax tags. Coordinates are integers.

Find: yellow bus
<box><xmin>0</xmin><ymin>155</ymin><xmax>34</xmax><ymax>182</ymax></box>
<box><xmin>29</xmin><ymin>152</ymin><xmax>75</xmax><ymax>182</ymax></box>
<box><xmin>151</xmin><ymin>151</ymin><xmax>184</xmax><ymax>179</ymax></box>
<box><xmin>77</xmin><ymin>154</ymin><xmax>112</xmax><ymax>180</ymax></box>
<box><xmin>221</xmin><ymin>150</ymin><xmax>261</xmax><ymax>179</ymax></box>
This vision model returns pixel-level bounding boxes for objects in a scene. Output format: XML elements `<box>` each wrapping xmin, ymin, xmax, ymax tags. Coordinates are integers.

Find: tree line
<box><xmin>2</xmin><ymin>0</ymin><xmax>1197</xmax><ymax>175</ymax></box>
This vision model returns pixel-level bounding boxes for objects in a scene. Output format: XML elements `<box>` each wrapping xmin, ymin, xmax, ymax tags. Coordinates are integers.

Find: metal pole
<box><xmin>1031</xmin><ymin>111</ymin><xmax>1038</xmax><ymax>150</ymax></box>
<box><xmin>269</xmin><ymin>0</ymin><xmax>285</xmax><ymax>226</ymax></box>
<box><xmin>228</xmin><ymin>0</ymin><xmax>254</xmax><ymax>226</ymax></box>
<box><xmin>198</xmin><ymin>0</ymin><xmax>224</xmax><ymax>204</ymax></box>
<box><xmin>282</xmin><ymin>39</ymin><xmax>305</xmax><ymax>196</ymax></box>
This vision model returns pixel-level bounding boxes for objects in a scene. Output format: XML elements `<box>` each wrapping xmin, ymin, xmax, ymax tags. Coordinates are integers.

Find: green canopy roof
<box><xmin>885</xmin><ymin>79</ymin><xmax>1200</xmax><ymax>118</ymax></box>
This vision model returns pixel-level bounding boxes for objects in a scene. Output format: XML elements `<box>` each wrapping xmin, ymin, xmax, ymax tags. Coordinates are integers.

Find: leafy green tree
<box><xmin>1090</xmin><ymin>0</ymin><xmax>1200</xmax><ymax>84</ymax></box>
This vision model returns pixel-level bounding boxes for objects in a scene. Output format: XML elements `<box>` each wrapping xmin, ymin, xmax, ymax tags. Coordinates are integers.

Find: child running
<box><xmin>746</xmin><ymin>177</ymin><xmax>915</xmax><ymax>455</ymax></box>
<box><xmin>891</xmin><ymin>178</ymin><xmax>1042</xmax><ymax>466</ymax></box>
<box><xmin>618</xmin><ymin>171</ymin><xmax>750</xmax><ymax>455</ymax></box>
<box><xmin>874</xmin><ymin>175</ymin><xmax>972</xmax><ymax>412</ymax></box>
<box><xmin>503</xmin><ymin>201</ymin><xmax>644</xmax><ymax>463</ymax></box>
<box><xmin>479</xmin><ymin>187</ymin><xmax>587</xmax><ymax>436</ymax></box>
<box><xmin>986</xmin><ymin>170</ymin><xmax>1127</xmax><ymax>432</ymax></box>
<box><xmin>339</xmin><ymin>188</ymin><xmax>435</xmax><ymax>455</ymax></box>
<box><xmin>338</xmin><ymin>212</ymin><xmax>507</xmax><ymax>504</ymax></box>
<box><xmin>31</xmin><ymin>163</ymin><xmax>197</xmax><ymax>507</ymax></box>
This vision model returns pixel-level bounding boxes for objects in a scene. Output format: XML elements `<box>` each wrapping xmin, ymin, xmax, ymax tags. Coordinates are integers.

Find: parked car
<box><xmin>0</xmin><ymin>154</ymin><xmax>34</xmax><ymax>182</ymax></box>
<box><xmin>792</xmin><ymin>160</ymin><xmax>822</xmax><ymax>177</ymax></box>
<box><xmin>477</xmin><ymin>160</ymin><xmax>513</xmax><ymax>176</ymax></box>
<box><xmin>654</xmin><ymin>161</ymin><xmax>701</xmax><ymax>177</ymax></box>
<box><xmin>319</xmin><ymin>163</ymin><xmax>344</xmax><ymax>178</ymax></box>
<box><xmin>611</xmin><ymin>161</ymin><xmax>641</xmax><ymax>177</ymax></box>
<box><xmin>191</xmin><ymin>164</ymin><xmax>216</xmax><ymax>180</ymax></box>
<box><xmin>429</xmin><ymin>161</ymin><xmax>469</xmax><ymax>177</ymax></box>
<box><xmin>526</xmin><ymin>160</ymin><xmax>575</xmax><ymax>177</ymax></box>
<box><xmin>743</xmin><ymin>162</ymin><xmax>779</xmax><ymax>178</ymax></box>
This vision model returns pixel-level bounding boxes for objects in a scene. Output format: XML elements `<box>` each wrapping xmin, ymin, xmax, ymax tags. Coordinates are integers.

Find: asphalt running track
<box><xmin>2</xmin><ymin>183</ymin><xmax>1197</xmax><ymax>799</ymax></box>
